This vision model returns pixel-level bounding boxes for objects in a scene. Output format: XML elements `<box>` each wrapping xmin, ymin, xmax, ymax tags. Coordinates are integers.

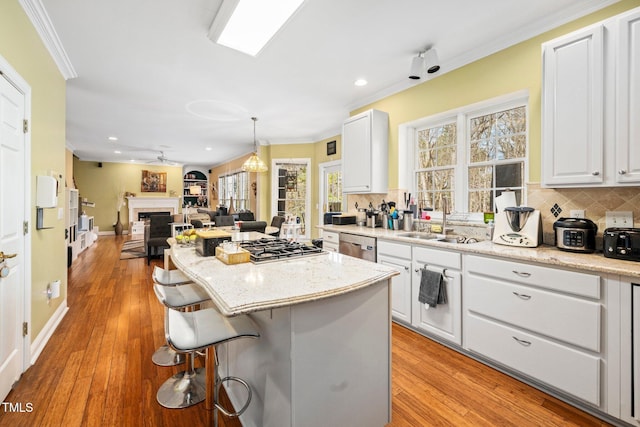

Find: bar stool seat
<box><xmin>166</xmin><ymin>308</ymin><xmax>259</xmax><ymax>425</ymax></box>
<box><xmin>152</xmin><ymin>265</ymin><xmax>191</xmax><ymax>286</ymax></box>
<box><xmin>151</xmin><ymin>266</ymin><xmax>201</xmax><ymax>367</ymax></box>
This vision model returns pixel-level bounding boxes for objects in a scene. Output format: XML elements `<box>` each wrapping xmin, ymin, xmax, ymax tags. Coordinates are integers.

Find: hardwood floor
<box><xmin>0</xmin><ymin>236</ymin><xmax>612</xmax><ymax>426</ymax></box>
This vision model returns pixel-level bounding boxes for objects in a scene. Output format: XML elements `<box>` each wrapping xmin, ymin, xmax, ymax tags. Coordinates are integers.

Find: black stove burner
<box><xmin>239</xmin><ymin>238</ymin><xmax>324</xmax><ymax>263</ymax></box>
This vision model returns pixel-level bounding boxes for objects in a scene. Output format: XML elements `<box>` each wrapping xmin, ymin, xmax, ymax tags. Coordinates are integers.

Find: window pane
<box><xmin>417</xmin><ymin>123</ymin><xmax>456</xmax><ymax>169</ymax></box>
<box><xmin>436</xmin><ymin>147</ymin><xmax>456</xmax><ymax>167</ymax></box>
<box><xmin>468</xmin><ymin>165</ymin><xmax>493</xmax><ymax>189</ymax></box>
<box><xmin>469</xmin><ymin>190</ymin><xmax>493</xmax><ymax>213</ymax></box>
<box><xmin>418</xmin><ymin>150</ymin><xmax>434</xmax><ymax>168</ymax></box>
<box><xmin>495</xmin><ymin>163</ymin><xmax>523</xmax><ymax>188</ymax></box>
<box><xmin>470</xmin><ymin>114</ymin><xmax>493</xmax><ymax>141</ymax></box>
<box><xmin>470</xmin><ymin>140</ymin><xmax>495</xmax><ymax>163</ymax></box>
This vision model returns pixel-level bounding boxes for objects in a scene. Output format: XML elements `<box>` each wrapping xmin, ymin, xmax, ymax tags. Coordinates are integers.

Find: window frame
<box><xmin>400</xmin><ymin>90</ymin><xmax>529</xmax><ymax>223</ymax></box>
<box><xmin>217</xmin><ymin>169</ymin><xmax>250</xmax><ymax>211</ymax></box>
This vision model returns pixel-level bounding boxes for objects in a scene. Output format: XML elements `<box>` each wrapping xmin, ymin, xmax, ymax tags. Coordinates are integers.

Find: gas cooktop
<box><xmin>239</xmin><ymin>238</ymin><xmax>325</xmax><ymax>263</ymax></box>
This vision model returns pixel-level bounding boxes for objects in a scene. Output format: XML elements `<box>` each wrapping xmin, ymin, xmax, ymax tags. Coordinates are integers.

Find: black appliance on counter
<box><xmin>552</xmin><ymin>218</ymin><xmax>597</xmax><ymax>253</ymax></box>
<box><xmin>603</xmin><ymin>228</ymin><xmax>640</xmax><ymax>261</ymax></box>
<box><xmin>239</xmin><ymin>238</ymin><xmax>324</xmax><ymax>263</ymax></box>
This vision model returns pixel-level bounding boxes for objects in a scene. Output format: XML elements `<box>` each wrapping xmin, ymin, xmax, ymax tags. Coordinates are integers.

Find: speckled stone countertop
<box><xmin>319</xmin><ymin>224</ymin><xmax>640</xmax><ymax>280</ymax></box>
<box><xmin>169</xmin><ymin>242</ymin><xmax>399</xmax><ymax>316</ymax></box>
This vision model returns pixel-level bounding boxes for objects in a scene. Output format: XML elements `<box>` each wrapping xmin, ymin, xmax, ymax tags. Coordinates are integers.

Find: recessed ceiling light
<box><xmin>205</xmin><ymin>147</ymin><xmax>213</xmax><ymax>151</ymax></box>
<box><xmin>108</xmin><ymin>136</ymin><xmax>118</xmax><ymax>141</ymax></box>
<box><xmin>354</xmin><ymin>79</ymin><xmax>368</xmax><ymax>87</ymax></box>
<box><xmin>209</xmin><ymin>0</ymin><xmax>304</xmax><ymax>56</ymax></box>
<box><xmin>114</xmin><ymin>150</ymin><xmax>121</xmax><ymax>154</ymax></box>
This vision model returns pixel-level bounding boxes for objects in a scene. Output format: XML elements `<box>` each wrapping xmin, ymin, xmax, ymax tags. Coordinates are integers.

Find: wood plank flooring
<box><xmin>0</xmin><ymin>236</ymin><xmax>612</xmax><ymax>426</ymax></box>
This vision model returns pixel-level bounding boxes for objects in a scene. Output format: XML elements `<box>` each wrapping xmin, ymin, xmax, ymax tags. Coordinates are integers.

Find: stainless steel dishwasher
<box><xmin>339</xmin><ymin>233</ymin><xmax>377</xmax><ymax>262</ymax></box>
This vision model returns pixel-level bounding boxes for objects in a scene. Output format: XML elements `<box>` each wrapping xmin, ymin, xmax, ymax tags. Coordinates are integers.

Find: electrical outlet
<box><xmin>570</xmin><ymin>210</ymin><xmax>585</xmax><ymax>219</ymax></box>
<box><xmin>605</xmin><ymin>211</ymin><xmax>634</xmax><ymax>229</ymax></box>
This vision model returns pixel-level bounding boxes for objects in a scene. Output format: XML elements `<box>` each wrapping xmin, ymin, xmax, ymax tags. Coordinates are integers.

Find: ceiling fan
<box><xmin>147</xmin><ymin>151</ymin><xmax>180</xmax><ymax>166</ymax></box>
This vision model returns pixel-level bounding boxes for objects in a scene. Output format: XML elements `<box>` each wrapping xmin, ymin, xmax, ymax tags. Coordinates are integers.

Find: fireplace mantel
<box><xmin>127</xmin><ymin>197</ymin><xmax>180</xmax><ymax>223</ymax></box>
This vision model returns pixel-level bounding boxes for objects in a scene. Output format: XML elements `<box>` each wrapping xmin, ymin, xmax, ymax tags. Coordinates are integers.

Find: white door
<box><xmin>0</xmin><ymin>74</ymin><xmax>26</xmax><ymax>401</ymax></box>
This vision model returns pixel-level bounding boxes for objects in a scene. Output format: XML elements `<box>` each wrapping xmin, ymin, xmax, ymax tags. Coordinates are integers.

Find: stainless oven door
<box><xmin>338</xmin><ymin>233</ymin><xmax>376</xmax><ymax>262</ymax></box>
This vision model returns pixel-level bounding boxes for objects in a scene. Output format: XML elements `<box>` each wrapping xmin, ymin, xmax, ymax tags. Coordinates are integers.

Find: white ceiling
<box><xmin>37</xmin><ymin>0</ymin><xmax>618</xmax><ymax>167</ymax></box>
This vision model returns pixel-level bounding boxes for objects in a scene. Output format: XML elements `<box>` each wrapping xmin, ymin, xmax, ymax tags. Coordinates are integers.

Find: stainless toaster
<box><xmin>603</xmin><ymin>228</ymin><xmax>640</xmax><ymax>261</ymax></box>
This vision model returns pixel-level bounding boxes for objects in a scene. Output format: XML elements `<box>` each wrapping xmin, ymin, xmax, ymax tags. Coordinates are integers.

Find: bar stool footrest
<box><xmin>215</xmin><ymin>376</ymin><xmax>252</xmax><ymax>418</ymax></box>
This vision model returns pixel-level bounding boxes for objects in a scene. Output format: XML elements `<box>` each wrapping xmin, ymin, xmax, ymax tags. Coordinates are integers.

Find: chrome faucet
<box><xmin>442</xmin><ymin>197</ymin><xmax>450</xmax><ymax>235</ymax></box>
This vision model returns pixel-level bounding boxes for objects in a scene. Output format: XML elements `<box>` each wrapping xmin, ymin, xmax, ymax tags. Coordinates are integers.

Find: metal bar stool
<box><xmin>153</xmin><ymin>280</ymin><xmax>211</xmax><ymax>408</ymax></box>
<box><xmin>151</xmin><ymin>266</ymin><xmax>194</xmax><ymax>367</ymax></box>
<box><xmin>166</xmin><ymin>307</ymin><xmax>259</xmax><ymax>426</ymax></box>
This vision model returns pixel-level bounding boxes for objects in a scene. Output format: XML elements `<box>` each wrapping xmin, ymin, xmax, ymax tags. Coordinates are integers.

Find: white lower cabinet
<box><xmin>322</xmin><ymin>230</ymin><xmax>339</xmax><ymax>252</ymax></box>
<box><xmin>411</xmin><ymin>246</ymin><xmax>462</xmax><ymax>346</ymax></box>
<box><xmin>464</xmin><ymin>254</ymin><xmax>603</xmax><ymax>407</ymax></box>
<box><xmin>378</xmin><ymin>241</ymin><xmax>412</xmax><ymax>324</ymax></box>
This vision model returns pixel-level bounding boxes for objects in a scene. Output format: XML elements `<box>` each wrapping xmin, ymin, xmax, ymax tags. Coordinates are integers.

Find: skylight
<box><xmin>209</xmin><ymin>0</ymin><xmax>304</xmax><ymax>56</ymax></box>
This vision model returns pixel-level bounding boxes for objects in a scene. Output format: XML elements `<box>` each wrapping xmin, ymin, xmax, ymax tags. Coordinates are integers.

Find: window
<box><xmin>468</xmin><ymin>106</ymin><xmax>526</xmax><ymax>213</ymax></box>
<box><xmin>218</xmin><ymin>170</ymin><xmax>250</xmax><ymax>211</ymax></box>
<box><xmin>412</xmin><ymin>93</ymin><xmax>528</xmax><ymax>219</ymax></box>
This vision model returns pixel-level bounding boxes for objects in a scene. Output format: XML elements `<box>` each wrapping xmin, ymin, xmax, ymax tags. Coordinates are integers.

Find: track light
<box><xmin>425</xmin><ymin>48</ymin><xmax>440</xmax><ymax>74</ymax></box>
<box><xmin>408</xmin><ymin>48</ymin><xmax>441</xmax><ymax>80</ymax></box>
<box><xmin>409</xmin><ymin>52</ymin><xmax>425</xmax><ymax>80</ymax></box>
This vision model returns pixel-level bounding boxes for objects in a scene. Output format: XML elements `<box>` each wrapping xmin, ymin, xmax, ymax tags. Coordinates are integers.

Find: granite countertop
<box><xmin>169</xmin><ymin>243</ymin><xmax>399</xmax><ymax>316</ymax></box>
<box><xmin>319</xmin><ymin>224</ymin><xmax>640</xmax><ymax>280</ymax></box>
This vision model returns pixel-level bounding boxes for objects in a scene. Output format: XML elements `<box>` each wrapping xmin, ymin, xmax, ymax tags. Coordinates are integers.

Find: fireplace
<box><xmin>126</xmin><ymin>197</ymin><xmax>180</xmax><ymax>227</ymax></box>
<box><xmin>138</xmin><ymin>211</ymin><xmax>171</xmax><ymax>221</ymax></box>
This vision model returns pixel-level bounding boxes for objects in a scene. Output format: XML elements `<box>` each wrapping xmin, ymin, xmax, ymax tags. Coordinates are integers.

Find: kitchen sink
<box><xmin>396</xmin><ymin>232</ymin><xmax>480</xmax><ymax>244</ymax></box>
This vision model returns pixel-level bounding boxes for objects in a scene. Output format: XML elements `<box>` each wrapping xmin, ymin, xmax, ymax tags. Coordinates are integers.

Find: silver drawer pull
<box><xmin>512</xmin><ymin>270</ymin><xmax>531</xmax><ymax>278</ymax></box>
<box><xmin>592</xmin><ymin>171</ymin><xmax>600</xmax><ymax>176</ymax></box>
<box><xmin>512</xmin><ymin>336</ymin><xmax>531</xmax><ymax>347</ymax></box>
<box><xmin>512</xmin><ymin>292</ymin><xmax>531</xmax><ymax>300</ymax></box>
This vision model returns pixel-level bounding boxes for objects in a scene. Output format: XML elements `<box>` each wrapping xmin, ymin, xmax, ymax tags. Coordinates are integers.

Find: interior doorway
<box><xmin>271</xmin><ymin>159</ymin><xmax>311</xmax><ymax>240</ymax></box>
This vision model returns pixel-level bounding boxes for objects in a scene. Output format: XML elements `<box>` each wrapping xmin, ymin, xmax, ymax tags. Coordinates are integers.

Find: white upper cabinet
<box><xmin>542</xmin><ymin>7</ymin><xmax>640</xmax><ymax>187</ymax></box>
<box><xmin>542</xmin><ymin>25</ymin><xmax>604</xmax><ymax>186</ymax></box>
<box><xmin>616</xmin><ymin>9</ymin><xmax>640</xmax><ymax>183</ymax></box>
<box><xmin>342</xmin><ymin>109</ymin><xmax>389</xmax><ymax>193</ymax></box>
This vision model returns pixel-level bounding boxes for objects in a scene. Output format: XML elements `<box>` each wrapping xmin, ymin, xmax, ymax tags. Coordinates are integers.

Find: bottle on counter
<box><xmin>485</xmin><ymin>220</ymin><xmax>495</xmax><ymax>240</ymax></box>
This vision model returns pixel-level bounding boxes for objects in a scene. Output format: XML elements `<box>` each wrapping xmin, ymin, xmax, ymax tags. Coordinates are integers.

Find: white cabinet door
<box><xmin>542</xmin><ymin>25</ymin><xmax>604</xmax><ymax>186</ymax></box>
<box><xmin>342</xmin><ymin>109</ymin><xmax>388</xmax><ymax>193</ymax></box>
<box><xmin>378</xmin><ymin>254</ymin><xmax>412</xmax><ymax>324</ymax></box>
<box><xmin>616</xmin><ymin>9</ymin><xmax>640</xmax><ymax>184</ymax></box>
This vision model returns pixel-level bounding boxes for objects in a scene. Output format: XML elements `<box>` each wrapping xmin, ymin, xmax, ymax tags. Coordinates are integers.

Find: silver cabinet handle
<box><xmin>592</xmin><ymin>171</ymin><xmax>600</xmax><ymax>176</ymax></box>
<box><xmin>512</xmin><ymin>336</ymin><xmax>531</xmax><ymax>346</ymax></box>
<box><xmin>512</xmin><ymin>292</ymin><xmax>531</xmax><ymax>300</ymax></box>
<box><xmin>619</xmin><ymin>170</ymin><xmax>627</xmax><ymax>175</ymax></box>
<box><xmin>415</xmin><ymin>269</ymin><xmax>420</xmax><ymax>273</ymax></box>
<box><xmin>512</xmin><ymin>270</ymin><xmax>531</xmax><ymax>278</ymax></box>
<box><xmin>404</xmin><ymin>266</ymin><xmax>410</xmax><ymax>271</ymax></box>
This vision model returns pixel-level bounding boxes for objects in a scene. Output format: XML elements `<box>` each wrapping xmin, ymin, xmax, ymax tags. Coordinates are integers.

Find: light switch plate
<box><xmin>605</xmin><ymin>211</ymin><xmax>633</xmax><ymax>228</ymax></box>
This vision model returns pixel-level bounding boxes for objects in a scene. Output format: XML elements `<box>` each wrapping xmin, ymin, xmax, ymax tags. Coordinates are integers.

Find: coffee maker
<box><xmin>493</xmin><ymin>206</ymin><xmax>543</xmax><ymax>247</ymax></box>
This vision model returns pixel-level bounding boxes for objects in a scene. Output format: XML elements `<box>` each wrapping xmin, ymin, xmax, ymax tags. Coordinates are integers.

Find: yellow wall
<box><xmin>73</xmin><ymin>160</ymin><xmax>183</xmax><ymax>231</ymax></box>
<box><xmin>0</xmin><ymin>1</ymin><xmax>67</xmax><ymax>340</ymax></box>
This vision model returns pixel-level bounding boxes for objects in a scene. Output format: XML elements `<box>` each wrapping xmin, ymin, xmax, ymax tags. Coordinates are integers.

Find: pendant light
<box><xmin>242</xmin><ymin>117</ymin><xmax>268</xmax><ymax>173</ymax></box>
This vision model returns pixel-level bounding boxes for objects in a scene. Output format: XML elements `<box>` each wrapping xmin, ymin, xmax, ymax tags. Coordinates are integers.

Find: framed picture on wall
<box><xmin>141</xmin><ymin>170</ymin><xmax>167</xmax><ymax>192</ymax></box>
<box><xmin>327</xmin><ymin>140</ymin><xmax>337</xmax><ymax>155</ymax></box>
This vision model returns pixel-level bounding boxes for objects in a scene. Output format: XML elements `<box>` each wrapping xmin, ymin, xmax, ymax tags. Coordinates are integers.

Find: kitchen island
<box><xmin>170</xmin><ymin>241</ymin><xmax>398</xmax><ymax>427</ymax></box>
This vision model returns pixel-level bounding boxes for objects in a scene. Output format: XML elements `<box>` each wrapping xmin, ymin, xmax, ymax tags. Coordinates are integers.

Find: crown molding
<box><xmin>19</xmin><ymin>0</ymin><xmax>77</xmax><ymax>80</ymax></box>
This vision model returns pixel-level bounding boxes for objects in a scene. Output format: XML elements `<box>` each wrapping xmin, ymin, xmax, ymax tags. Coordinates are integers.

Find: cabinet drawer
<box><xmin>413</xmin><ymin>246</ymin><xmax>461</xmax><ymax>270</ymax></box>
<box><xmin>323</xmin><ymin>242</ymin><xmax>338</xmax><ymax>252</ymax></box>
<box><xmin>465</xmin><ymin>255</ymin><xmax>600</xmax><ymax>299</ymax></box>
<box><xmin>378</xmin><ymin>240</ymin><xmax>411</xmax><ymax>259</ymax></box>
<box><xmin>466</xmin><ymin>276</ymin><xmax>600</xmax><ymax>351</ymax></box>
<box><xmin>465</xmin><ymin>314</ymin><xmax>600</xmax><ymax>406</ymax></box>
<box><xmin>323</xmin><ymin>231</ymin><xmax>339</xmax><ymax>244</ymax></box>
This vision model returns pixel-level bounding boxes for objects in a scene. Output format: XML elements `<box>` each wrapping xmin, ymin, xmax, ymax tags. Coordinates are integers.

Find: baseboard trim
<box><xmin>30</xmin><ymin>299</ymin><xmax>69</xmax><ymax>365</ymax></box>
